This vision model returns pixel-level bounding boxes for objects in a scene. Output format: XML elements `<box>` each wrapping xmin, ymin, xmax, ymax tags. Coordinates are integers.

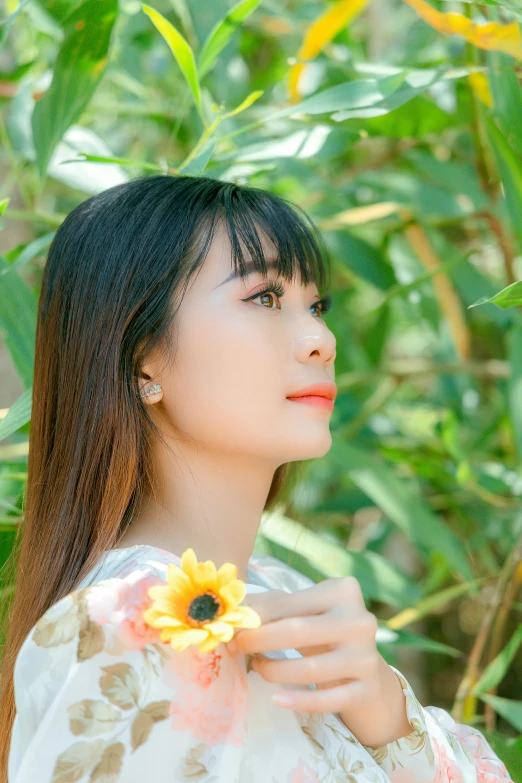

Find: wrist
<box><xmin>338</xmin><ymin>656</ymin><xmax>413</xmax><ymax>749</ymax></box>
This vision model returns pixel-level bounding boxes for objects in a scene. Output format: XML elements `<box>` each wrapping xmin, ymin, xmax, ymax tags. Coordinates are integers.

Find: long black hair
<box><xmin>0</xmin><ymin>174</ymin><xmax>332</xmax><ymax>773</ymax></box>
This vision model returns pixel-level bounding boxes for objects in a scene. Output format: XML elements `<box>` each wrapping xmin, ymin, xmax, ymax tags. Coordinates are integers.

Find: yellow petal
<box><xmin>149</xmin><ymin>596</ymin><xmax>184</xmax><ymax>616</ymax></box>
<box><xmin>168</xmin><ymin>627</ymin><xmax>209</xmax><ymax>651</ymax></box>
<box><xmin>235</xmin><ymin>606</ymin><xmax>262</xmax><ymax>629</ymax></box>
<box><xmin>180</xmin><ymin>548</ymin><xmax>199</xmax><ymax>582</ymax></box>
<box><xmin>219</xmin><ymin>579</ymin><xmax>245</xmax><ymax>608</ymax></box>
<box><xmin>166</xmin><ymin>563</ymin><xmax>194</xmax><ymax>594</ymax></box>
<box><xmin>195</xmin><ymin>562</ymin><xmax>218</xmax><ymax>591</ymax></box>
<box><xmin>216</xmin><ymin>561</ymin><xmax>238</xmax><ymax>588</ymax></box>
<box><xmin>148</xmin><ymin>584</ymin><xmax>173</xmax><ymax>600</ymax></box>
<box><xmin>198</xmin><ymin>634</ymin><xmax>223</xmax><ymax>653</ymax></box>
<box><xmin>147</xmin><ymin>615</ymin><xmax>185</xmax><ymax>629</ymax></box>
<box><xmin>142</xmin><ymin>608</ymin><xmax>165</xmax><ymax>626</ymax></box>
<box><xmin>203</xmin><ymin>620</ymin><xmax>235</xmax><ymax>642</ymax></box>
<box><xmin>219</xmin><ymin>609</ymin><xmax>246</xmax><ymax>623</ymax></box>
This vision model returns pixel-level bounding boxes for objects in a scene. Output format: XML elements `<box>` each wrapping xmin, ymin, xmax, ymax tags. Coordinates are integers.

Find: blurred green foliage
<box><xmin>1</xmin><ymin>0</ymin><xmax>522</xmax><ymax>775</ymax></box>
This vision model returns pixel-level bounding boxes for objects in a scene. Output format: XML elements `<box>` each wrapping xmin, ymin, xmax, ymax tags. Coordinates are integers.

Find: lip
<box><xmin>286</xmin><ymin>383</ymin><xmax>337</xmax><ymax>402</ymax></box>
<box><xmin>287</xmin><ymin>395</ymin><xmax>334</xmax><ymax>411</ymax></box>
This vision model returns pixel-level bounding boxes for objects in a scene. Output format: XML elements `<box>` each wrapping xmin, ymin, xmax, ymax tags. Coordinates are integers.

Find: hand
<box><xmin>226</xmin><ymin>577</ymin><xmax>413</xmax><ymax>748</ymax></box>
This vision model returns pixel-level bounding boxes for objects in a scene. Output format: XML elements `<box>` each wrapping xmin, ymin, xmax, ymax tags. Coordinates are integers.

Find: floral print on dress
<box><xmin>7</xmin><ymin>546</ymin><xmax>516</xmax><ymax>783</ymax></box>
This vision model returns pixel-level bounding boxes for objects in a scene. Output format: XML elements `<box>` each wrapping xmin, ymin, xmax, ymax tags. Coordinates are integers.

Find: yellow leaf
<box><xmin>468</xmin><ymin>72</ymin><xmax>493</xmax><ymax>107</ymax></box>
<box><xmin>403</xmin><ymin>0</ymin><xmax>522</xmax><ymax>59</ymax></box>
<box><xmin>289</xmin><ymin>0</ymin><xmax>370</xmax><ymax>103</ymax></box>
<box><xmin>319</xmin><ymin>201</ymin><xmax>403</xmax><ymax>228</ymax></box>
<box><xmin>223</xmin><ymin>90</ymin><xmax>264</xmax><ymax>119</ymax></box>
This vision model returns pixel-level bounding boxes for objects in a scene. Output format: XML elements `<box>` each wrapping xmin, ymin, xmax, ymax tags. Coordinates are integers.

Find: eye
<box><xmin>244</xmin><ymin>282</ymin><xmax>333</xmax><ymax>318</ymax></box>
<box><xmin>311</xmin><ymin>293</ymin><xmax>333</xmax><ymax>318</ymax></box>
<box><xmin>248</xmin><ymin>283</ymin><xmax>285</xmax><ymax>310</ymax></box>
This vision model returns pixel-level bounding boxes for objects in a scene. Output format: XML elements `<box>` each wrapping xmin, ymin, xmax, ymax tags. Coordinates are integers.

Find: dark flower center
<box><xmin>188</xmin><ymin>591</ymin><xmax>221</xmax><ymax>624</ymax></box>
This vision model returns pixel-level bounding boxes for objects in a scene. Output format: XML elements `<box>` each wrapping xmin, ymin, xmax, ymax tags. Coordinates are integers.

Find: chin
<box><xmin>280</xmin><ymin>429</ymin><xmax>333</xmax><ymax>461</ymax></box>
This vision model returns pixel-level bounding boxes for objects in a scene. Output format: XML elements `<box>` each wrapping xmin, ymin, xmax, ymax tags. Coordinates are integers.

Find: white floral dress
<box><xmin>8</xmin><ymin>545</ymin><xmax>514</xmax><ymax>783</ymax></box>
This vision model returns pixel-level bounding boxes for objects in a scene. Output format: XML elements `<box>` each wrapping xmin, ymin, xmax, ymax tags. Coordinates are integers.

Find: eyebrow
<box><xmin>214</xmin><ymin>260</ymin><xmax>281</xmax><ymax>289</ymax></box>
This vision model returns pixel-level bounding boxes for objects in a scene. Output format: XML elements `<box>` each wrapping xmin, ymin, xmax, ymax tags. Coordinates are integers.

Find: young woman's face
<box><xmin>158</xmin><ymin>222</ymin><xmax>337</xmax><ymax>465</ymax></box>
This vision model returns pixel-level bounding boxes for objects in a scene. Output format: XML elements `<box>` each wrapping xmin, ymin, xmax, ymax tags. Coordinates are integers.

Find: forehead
<box><xmin>199</xmin><ymin>221</ymin><xmax>305</xmax><ymax>287</ymax></box>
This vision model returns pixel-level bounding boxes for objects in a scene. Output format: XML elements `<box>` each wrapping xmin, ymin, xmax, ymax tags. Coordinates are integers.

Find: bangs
<box><xmin>186</xmin><ymin>183</ymin><xmax>331</xmax><ymax>298</ymax></box>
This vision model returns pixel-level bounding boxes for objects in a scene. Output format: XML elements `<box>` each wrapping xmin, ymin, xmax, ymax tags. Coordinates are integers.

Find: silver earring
<box><xmin>141</xmin><ymin>383</ymin><xmax>162</xmax><ymax>398</ymax></box>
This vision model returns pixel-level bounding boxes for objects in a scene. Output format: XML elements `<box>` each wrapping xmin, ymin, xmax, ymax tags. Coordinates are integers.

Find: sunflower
<box><xmin>143</xmin><ymin>548</ymin><xmax>262</xmax><ymax>653</ymax></box>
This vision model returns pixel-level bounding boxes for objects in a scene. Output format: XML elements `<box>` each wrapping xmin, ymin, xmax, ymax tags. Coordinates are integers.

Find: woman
<box><xmin>0</xmin><ymin>175</ymin><xmax>513</xmax><ymax>782</ymax></box>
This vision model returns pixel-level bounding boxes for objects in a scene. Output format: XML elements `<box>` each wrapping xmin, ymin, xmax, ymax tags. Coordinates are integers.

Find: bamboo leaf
<box><xmin>142</xmin><ymin>4</ymin><xmax>202</xmax><ymax>118</ymax></box>
<box><xmin>259</xmin><ymin>509</ymin><xmax>422</xmax><ymax>608</ymax></box>
<box><xmin>0</xmin><ymin>257</ymin><xmax>37</xmax><ymax>388</ymax></box>
<box><xmin>0</xmin><ymin>388</ymin><xmax>32</xmax><ymax>442</ymax></box>
<box><xmin>485</xmin><ymin>115</ymin><xmax>522</xmax><ymax>252</ymax></box>
<box><xmin>289</xmin><ymin>0</ymin><xmax>370</xmax><ymax>103</ymax></box>
<box><xmin>387</xmin><ymin>577</ymin><xmax>490</xmax><ymax>630</ymax></box>
<box><xmin>329</xmin><ymin>440</ymin><xmax>474</xmax><ymax>580</ymax></box>
<box><xmin>468</xmin><ymin>281</ymin><xmax>522</xmax><ymax>310</ymax></box>
<box><xmin>403</xmin><ymin>0</ymin><xmax>522</xmax><ymax>58</ymax></box>
<box><xmin>508</xmin><ymin>319</ymin><xmax>522</xmax><ymax>462</ymax></box>
<box><xmin>479</xmin><ymin>694</ymin><xmax>522</xmax><ymax>733</ymax></box>
<box><xmin>197</xmin><ymin>0</ymin><xmax>260</xmax><ymax>80</ymax></box>
<box><xmin>222</xmin><ymin>90</ymin><xmax>263</xmax><ymax>120</ymax></box>
<box><xmin>473</xmin><ymin>626</ymin><xmax>522</xmax><ymax>696</ymax></box>
<box><xmin>32</xmin><ymin>0</ymin><xmax>118</xmax><ymax>178</ymax></box>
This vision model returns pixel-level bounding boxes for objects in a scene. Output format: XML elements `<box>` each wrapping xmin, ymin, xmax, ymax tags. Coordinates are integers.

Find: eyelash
<box><xmin>245</xmin><ymin>281</ymin><xmax>333</xmax><ymax>318</ymax></box>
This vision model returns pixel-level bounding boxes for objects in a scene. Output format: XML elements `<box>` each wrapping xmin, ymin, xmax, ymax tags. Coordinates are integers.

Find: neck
<box><xmin>118</xmin><ymin>436</ymin><xmax>279</xmax><ymax>583</ymax></box>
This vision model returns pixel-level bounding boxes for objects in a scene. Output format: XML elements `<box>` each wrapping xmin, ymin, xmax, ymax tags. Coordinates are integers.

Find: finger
<box><xmin>252</xmin><ymin>647</ymin><xmax>377</xmax><ymax>685</ymax></box>
<box><xmin>243</xmin><ymin>577</ymin><xmax>366</xmax><ymax>626</ymax></box>
<box><xmin>231</xmin><ymin>611</ymin><xmax>377</xmax><ymax>655</ymax></box>
<box><xmin>271</xmin><ymin>679</ymin><xmax>369</xmax><ymax>713</ymax></box>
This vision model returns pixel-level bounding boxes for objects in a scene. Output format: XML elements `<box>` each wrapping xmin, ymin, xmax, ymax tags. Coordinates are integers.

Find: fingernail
<box><xmin>272</xmin><ymin>693</ymin><xmax>295</xmax><ymax>706</ymax></box>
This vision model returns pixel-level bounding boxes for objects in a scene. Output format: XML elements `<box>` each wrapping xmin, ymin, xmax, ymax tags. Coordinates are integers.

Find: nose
<box><xmin>292</xmin><ymin>328</ymin><xmax>336</xmax><ymax>365</ymax></box>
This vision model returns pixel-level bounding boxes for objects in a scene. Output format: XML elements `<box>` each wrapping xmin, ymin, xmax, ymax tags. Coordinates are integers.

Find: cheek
<box><xmin>165</xmin><ymin>309</ymin><xmax>284</xmax><ymax>439</ymax></box>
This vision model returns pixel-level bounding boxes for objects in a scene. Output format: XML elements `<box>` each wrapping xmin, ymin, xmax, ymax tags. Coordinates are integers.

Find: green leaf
<box><xmin>479</xmin><ymin>693</ymin><xmax>522</xmax><ymax>733</ymax></box>
<box><xmin>330</xmin><ymin>67</ymin><xmax>470</xmax><ymax>122</ymax></box>
<box><xmin>324</xmin><ymin>230</ymin><xmax>397</xmax><ymax>291</ymax></box>
<box><xmin>468</xmin><ymin>280</ymin><xmax>522</xmax><ymax>310</ymax></box>
<box><xmin>142</xmin><ymin>4</ymin><xmax>202</xmax><ymax>118</ymax></box>
<box><xmin>0</xmin><ymin>388</ymin><xmax>32</xmax><ymax>442</ymax></box>
<box><xmin>259</xmin><ymin>509</ymin><xmax>422</xmax><ymax>608</ymax></box>
<box><xmin>329</xmin><ymin>440</ymin><xmax>473</xmax><ymax>581</ymax></box>
<box><xmin>36</xmin><ymin>0</ymin><xmax>85</xmax><ymax>24</ymax></box>
<box><xmin>386</xmin><ymin>577</ymin><xmax>488</xmax><ymax>630</ymax></box>
<box><xmin>508</xmin><ymin>319</ymin><xmax>522</xmax><ymax>462</ymax></box>
<box><xmin>0</xmin><ymin>256</ymin><xmax>37</xmax><ymax>388</ymax></box>
<box><xmin>60</xmin><ymin>153</ymin><xmax>163</xmax><ymax>172</ymax></box>
<box><xmin>473</xmin><ymin>625</ymin><xmax>522</xmax><ymax>696</ymax></box>
<box><xmin>2</xmin><ymin>232</ymin><xmax>55</xmax><ymax>275</ymax></box>
<box><xmin>179</xmin><ymin>138</ymin><xmax>215</xmax><ymax>174</ymax></box>
<box><xmin>222</xmin><ymin>90</ymin><xmax>263</xmax><ymax>120</ymax></box>
<box><xmin>31</xmin><ymin>0</ymin><xmax>118</xmax><ymax>178</ymax></box>
<box><xmin>377</xmin><ymin>626</ymin><xmax>464</xmax><ymax>658</ymax></box>
<box><xmin>488</xmin><ymin>51</ymin><xmax>522</xmax><ymax>159</ymax></box>
<box><xmin>267</xmin><ymin>73</ymin><xmax>408</xmax><ymax>121</ymax></box>
<box><xmin>197</xmin><ymin>0</ymin><xmax>260</xmax><ymax>80</ymax></box>
<box><xmin>485</xmin><ymin>116</ymin><xmax>522</xmax><ymax>253</ymax></box>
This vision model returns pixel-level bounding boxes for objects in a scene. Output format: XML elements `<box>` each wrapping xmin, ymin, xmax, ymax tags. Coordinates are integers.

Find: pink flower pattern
<box><xmin>86</xmin><ymin>572</ymin><xmax>162</xmax><ymax>650</ymax></box>
<box><xmin>432</xmin><ymin>737</ymin><xmax>466</xmax><ymax>783</ymax></box>
<box><xmin>9</xmin><ymin>547</ymin><xmax>516</xmax><ymax>783</ymax></box>
<box><xmin>161</xmin><ymin>643</ymin><xmax>249</xmax><ymax>746</ymax></box>
<box><xmin>286</xmin><ymin>758</ymin><xmax>321</xmax><ymax>783</ymax></box>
